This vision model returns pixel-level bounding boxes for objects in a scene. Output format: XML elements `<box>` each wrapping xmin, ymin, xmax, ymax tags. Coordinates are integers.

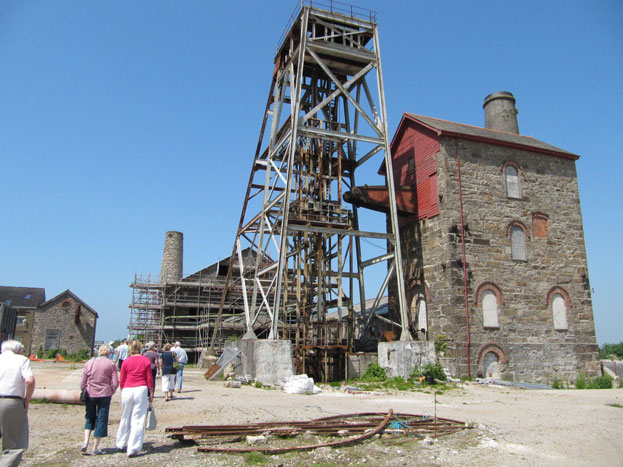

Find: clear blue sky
<box><xmin>1</xmin><ymin>1</ymin><xmax>621</xmax><ymax>345</ymax></box>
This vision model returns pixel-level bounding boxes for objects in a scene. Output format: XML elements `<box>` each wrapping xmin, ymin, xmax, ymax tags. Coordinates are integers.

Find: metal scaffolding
<box><xmin>129</xmin><ymin>251</ymin><xmax>268</xmax><ymax>358</ymax></box>
<box><xmin>214</xmin><ymin>1</ymin><xmax>409</xmax><ymax>376</ymax></box>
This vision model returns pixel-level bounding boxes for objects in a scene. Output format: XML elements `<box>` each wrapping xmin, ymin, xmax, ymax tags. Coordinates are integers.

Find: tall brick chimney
<box><xmin>160</xmin><ymin>231</ymin><xmax>183</xmax><ymax>283</ymax></box>
<box><xmin>483</xmin><ymin>91</ymin><xmax>519</xmax><ymax>134</ymax></box>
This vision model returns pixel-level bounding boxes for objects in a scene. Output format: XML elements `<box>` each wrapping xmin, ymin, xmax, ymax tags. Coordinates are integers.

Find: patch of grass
<box><xmin>329</xmin><ymin>381</ymin><xmax>342</xmax><ymax>388</ymax></box>
<box><xmin>575</xmin><ymin>373</ymin><xmax>587</xmax><ymax>389</ymax></box>
<box><xmin>606</xmin><ymin>403</ymin><xmax>623</xmax><ymax>409</ymax></box>
<box><xmin>384</xmin><ymin>376</ymin><xmax>414</xmax><ymax>391</ymax></box>
<box><xmin>30</xmin><ymin>398</ymin><xmax>54</xmax><ymax>404</ymax></box>
<box><xmin>243</xmin><ymin>451</ymin><xmax>269</xmax><ymax>464</ymax></box>
<box><xmin>255</xmin><ymin>381</ymin><xmax>263</xmax><ymax>389</ymax></box>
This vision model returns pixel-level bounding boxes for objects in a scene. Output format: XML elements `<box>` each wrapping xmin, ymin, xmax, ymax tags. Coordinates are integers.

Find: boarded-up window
<box><xmin>552</xmin><ymin>294</ymin><xmax>568</xmax><ymax>330</ymax></box>
<box><xmin>416</xmin><ymin>298</ymin><xmax>428</xmax><ymax>333</ymax></box>
<box><xmin>44</xmin><ymin>329</ymin><xmax>60</xmax><ymax>351</ymax></box>
<box><xmin>505</xmin><ymin>165</ymin><xmax>520</xmax><ymax>198</ymax></box>
<box><xmin>510</xmin><ymin>226</ymin><xmax>527</xmax><ymax>260</ymax></box>
<box><xmin>482</xmin><ymin>290</ymin><xmax>499</xmax><ymax>328</ymax></box>
<box><xmin>532</xmin><ymin>213</ymin><xmax>549</xmax><ymax>238</ymax></box>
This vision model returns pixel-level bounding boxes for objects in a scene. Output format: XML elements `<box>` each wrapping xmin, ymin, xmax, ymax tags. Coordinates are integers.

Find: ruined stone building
<box><xmin>386</xmin><ymin>92</ymin><xmax>599</xmax><ymax>382</ymax></box>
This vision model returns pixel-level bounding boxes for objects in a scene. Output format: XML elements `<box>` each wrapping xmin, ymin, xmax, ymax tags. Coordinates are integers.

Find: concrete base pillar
<box><xmin>225</xmin><ymin>339</ymin><xmax>294</xmax><ymax>386</ymax></box>
<box><xmin>378</xmin><ymin>341</ymin><xmax>436</xmax><ymax>379</ymax></box>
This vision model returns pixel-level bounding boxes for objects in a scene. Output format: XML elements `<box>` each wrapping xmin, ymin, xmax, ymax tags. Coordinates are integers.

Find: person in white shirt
<box><xmin>0</xmin><ymin>340</ymin><xmax>35</xmax><ymax>467</ymax></box>
<box><xmin>172</xmin><ymin>342</ymin><xmax>188</xmax><ymax>393</ymax></box>
<box><xmin>115</xmin><ymin>339</ymin><xmax>129</xmax><ymax>370</ymax></box>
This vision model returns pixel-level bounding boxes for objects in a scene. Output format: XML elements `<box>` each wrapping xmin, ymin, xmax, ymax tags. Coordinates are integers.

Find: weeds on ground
<box><xmin>243</xmin><ymin>451</ymin><xmax>269</xmax><ymax>464</ymax></box>
<box><xmin>347</xmin><ymin>361</ymin><xmax>456</xmax><ymax>393</ymax></box>
<box><xmin>551</xmin><ymin>376</ymin><xmax>563</xmax><ymax>389</ymax></box>
<box><xmin>575</xmin><ymin>373</ymin><xmax>613</xmax><ymax>389</ymax></box>
<box><xmin>606</xmin><ymin>403</ymin><xmax>623</xmax><ymax>409</ymax></box>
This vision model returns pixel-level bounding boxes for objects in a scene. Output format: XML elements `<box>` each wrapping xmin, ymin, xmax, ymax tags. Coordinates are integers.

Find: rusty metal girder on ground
<box><xmin>167</xmin><ymin>411</ymin><xmax>471</xmax><ymax>454</ymax></box>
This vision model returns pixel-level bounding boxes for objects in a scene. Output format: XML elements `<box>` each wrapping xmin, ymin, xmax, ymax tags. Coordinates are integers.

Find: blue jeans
<box><xmin>84</xmin><ymin>396</ymin><xmax>111</xmax><ymax>438</ymax></box>
<box><xmin>176</xmin><ymin>363</ymin><xmax>185</xmax><ymax>390</ymax></box>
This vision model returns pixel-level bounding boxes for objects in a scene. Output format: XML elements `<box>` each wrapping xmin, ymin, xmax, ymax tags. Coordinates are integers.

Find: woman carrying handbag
<box><xmin>80</xmin><ymin>344</ymin><xmax>119</xmax><ymax>455</ymax></box>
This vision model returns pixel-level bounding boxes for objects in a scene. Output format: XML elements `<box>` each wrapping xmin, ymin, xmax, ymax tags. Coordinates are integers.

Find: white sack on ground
<box><xmin>283</xmin><ymin>374</ymin><xmax>322</xmax><ymax>394</ymax></box>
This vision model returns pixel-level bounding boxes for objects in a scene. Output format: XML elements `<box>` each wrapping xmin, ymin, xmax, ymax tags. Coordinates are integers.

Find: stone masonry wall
<box><xmin>399</xmin><ymin>136</ymin><xmax>600</xmax><ymax>383</ymax></box>
<box><xmin>31</xmin><ymin>296</ymin><xmax>96</xmax><ymax>356</ymax></box>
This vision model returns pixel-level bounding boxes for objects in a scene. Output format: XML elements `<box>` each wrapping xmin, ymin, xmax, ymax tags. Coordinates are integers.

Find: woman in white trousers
<box><xmin>115</xmin><ymin>340</ymin><xmax>154</xmax><ymax>457</ymax></box>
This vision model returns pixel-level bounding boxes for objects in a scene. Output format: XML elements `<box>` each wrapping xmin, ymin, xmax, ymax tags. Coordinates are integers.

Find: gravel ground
<box><xmin>18</xmin><ymin>360</ymin><xmax>623</xmax><ymax>466</ymax></box>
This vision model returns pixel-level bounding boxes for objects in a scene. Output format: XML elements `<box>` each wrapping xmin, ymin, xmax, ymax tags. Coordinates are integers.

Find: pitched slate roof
<box><xmin>39</xmin><ymin>289</ymin><xmax>99</xmax><ymax>318</ymax></box>
<box><xmin>403</xmin><ymin>113</ymin><xmax>579</xmax><ymax>160</ymax></box>
<box><xmin>0</xmin><ymin>286</ymin><xmax>46</xmax><ymax>308</ymax></box>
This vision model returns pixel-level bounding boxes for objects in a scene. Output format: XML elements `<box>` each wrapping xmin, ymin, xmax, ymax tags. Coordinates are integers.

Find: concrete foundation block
<box><xmin>225</xmin><ymin>339</ymin><xmax>294</xmax><ymax>386</ymax></box>
<box><xmin>378</xmin><ymin>341</ymin><xmax>436</xmax><ymax>379</ymax></box>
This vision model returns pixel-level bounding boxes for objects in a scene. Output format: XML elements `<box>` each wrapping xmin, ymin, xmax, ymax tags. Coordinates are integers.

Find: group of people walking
<box><xmin>80</xmin><ymin>339</ymin><xmax>188</xmax><ymax>457</ymax></box>
<box><xmin>0</xmin><ymin>338</ymin><xmax>189</xmax><ymax>463</ymax></box>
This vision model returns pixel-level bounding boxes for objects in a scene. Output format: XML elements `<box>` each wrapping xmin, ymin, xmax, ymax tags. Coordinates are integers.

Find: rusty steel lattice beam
<box><xmin>208</xmin><ymin>1</ymin><xmax>410</xmax><ymax>366</ymax></box>
<box><xmin>167</xmin><ymin>411</ymin><xmax>472</xmax><ymax>454</ymax></box>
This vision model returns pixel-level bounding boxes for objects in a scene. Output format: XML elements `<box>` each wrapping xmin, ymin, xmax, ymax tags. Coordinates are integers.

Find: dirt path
<box><xmin>19</xmin><ymin>361</ymin><xmax>623</xmax><ymax>466</ymax></box>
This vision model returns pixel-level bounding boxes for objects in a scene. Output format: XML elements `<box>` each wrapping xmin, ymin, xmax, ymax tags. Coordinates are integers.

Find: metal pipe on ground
<box><xmin>32</xmin><ymin>389</ymin><xmax>82</xmax><ymax>405</ymax></box>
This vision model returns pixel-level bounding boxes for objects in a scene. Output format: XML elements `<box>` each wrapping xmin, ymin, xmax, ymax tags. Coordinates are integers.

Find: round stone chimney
<box><xmin>483</xmin><ymin>91</ymin><xmax>519</xmax><ymax>134</ymax></box>
<box><xmin>160</xmin><ymin>231</ymin><xmax>183</xmax><ymax>283</ymax></box>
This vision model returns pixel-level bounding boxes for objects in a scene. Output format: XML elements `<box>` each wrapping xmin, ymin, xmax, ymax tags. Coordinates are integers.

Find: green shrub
<box><xmin>587</xmin><ymin>375</ymin><xmax>613</xmax><ymax>389</ymax></box>
<box><xmin>409</xmin><ymin>367</ymin><xmax>424</xmax><ymax>381</ymax></box>
<box><xmin>423</xmin><ymin>362</ymin><xmax>447</xmax><ymax>383</ymax></box>
<box><xmin>576</xmin><ymin>373</ymin><xmax>613</xmax><ymax>389</ymax></box>
<box><xmin>360</xmin><ymin>362</ymin><xmax>387</xmax><ymax>382</ymax></box>
<box><xmin>434</xmin><ymin>334</ymin><xmax>448</xmax><ymax>355</ymax></box>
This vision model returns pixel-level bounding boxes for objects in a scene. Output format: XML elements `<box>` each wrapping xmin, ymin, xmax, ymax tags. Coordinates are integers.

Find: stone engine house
<box><xmin>387</xmin><ymin>92</ymin><xmax>599</xmax><ymax>383</ymax></box>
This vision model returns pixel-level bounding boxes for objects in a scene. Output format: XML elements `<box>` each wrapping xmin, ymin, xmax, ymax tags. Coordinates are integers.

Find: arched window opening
<box><xmin>483</xmin><ymin>352</ymin><xmax>500</xmax><ymax>378</ymax></box>
<box><xmin>482</xmin><ymin>290</ymin><xmax>499</xmax><ymax>328</ymax></box>
<box><xmin>510</xmin><ymin>225</ymin><xmax>527</xmax><ymax>260</ymax></box>
<box><xmin>416</xmin><ymin>298</ymin><xmax>428</xmax><ymax>334</ymax></box>
<box><xmin>505</xmin><ymin>165</ymin><xmax>520</xmax><ymax>198</ymax></box>
<box><xmin>552</xmin><ymin>293</ymin><xmax>568</xmax><ymax>330</ymax></box>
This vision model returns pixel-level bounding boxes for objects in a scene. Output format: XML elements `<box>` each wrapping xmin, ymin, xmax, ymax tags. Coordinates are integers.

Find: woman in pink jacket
<box><xmin>115</xmin><ymin>339</ymin><xmax>154</xmax><ymax>457</ymax></box>
<box><xmin>80</xmin><ymin>344</ymin><xmax>119</xmax><ymax>455</ymax></box>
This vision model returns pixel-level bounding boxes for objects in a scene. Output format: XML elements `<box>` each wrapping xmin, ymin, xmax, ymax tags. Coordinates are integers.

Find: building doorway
<box><xmin>483</xmin><ymin>351</ymin><xmax>500</xmax><ymax>378</ymax></box>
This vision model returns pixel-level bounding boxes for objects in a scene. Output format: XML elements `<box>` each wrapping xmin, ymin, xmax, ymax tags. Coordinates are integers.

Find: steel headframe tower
<box><xmin>210</xmin><ymin>1</ymin><xmax>410</xmax><ymax>355</ymax></box>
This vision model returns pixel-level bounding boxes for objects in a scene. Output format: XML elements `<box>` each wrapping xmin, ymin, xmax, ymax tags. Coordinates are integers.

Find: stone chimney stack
<box><xmin>483</xmin><ymin>91</ymin><xmax>519</xmax><ymax>134</ymax></box>
<box><xmin>160</xmin><ymin>231</ymin><xmax>183</xmax><ymax>283</ymax></box>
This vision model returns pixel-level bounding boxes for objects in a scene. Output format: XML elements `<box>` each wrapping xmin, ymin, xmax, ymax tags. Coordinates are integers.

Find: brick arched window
<box><xmin>506</xmin><ymin>221</ymin><xmax>529</xmax><ymax>261</ymax></box>
<box><xmin>477</xmin><ymin>342</ymin><xmax>507</xmax><ymax>377</ymax></box>
<box><xmin>501</xmin><ymin>161</ymin><xmax>522</xmax><ymax>199</ymax></box>
<box><xmin>546</xmin><ymin>286</ymin><xmax>571</xmax><ymax>331</ymax></box>
<box><xmin>474</xmin><ymin>282</ymin><xmax>504</xmax><ymax>329</ymax></box>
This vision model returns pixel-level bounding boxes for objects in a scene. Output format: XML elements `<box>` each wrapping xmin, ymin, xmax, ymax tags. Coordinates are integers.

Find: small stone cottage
<box><xmin>31</xmin><ymin>289</ymin><xmax>98</xmax><ymax>356</ymax></box>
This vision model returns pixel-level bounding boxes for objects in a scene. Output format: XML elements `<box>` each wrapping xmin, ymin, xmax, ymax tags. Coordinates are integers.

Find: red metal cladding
<box><xmin>390</xmin><ymin>120</ymin><xmax>440</xmax><ymax>224</ymax></box>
